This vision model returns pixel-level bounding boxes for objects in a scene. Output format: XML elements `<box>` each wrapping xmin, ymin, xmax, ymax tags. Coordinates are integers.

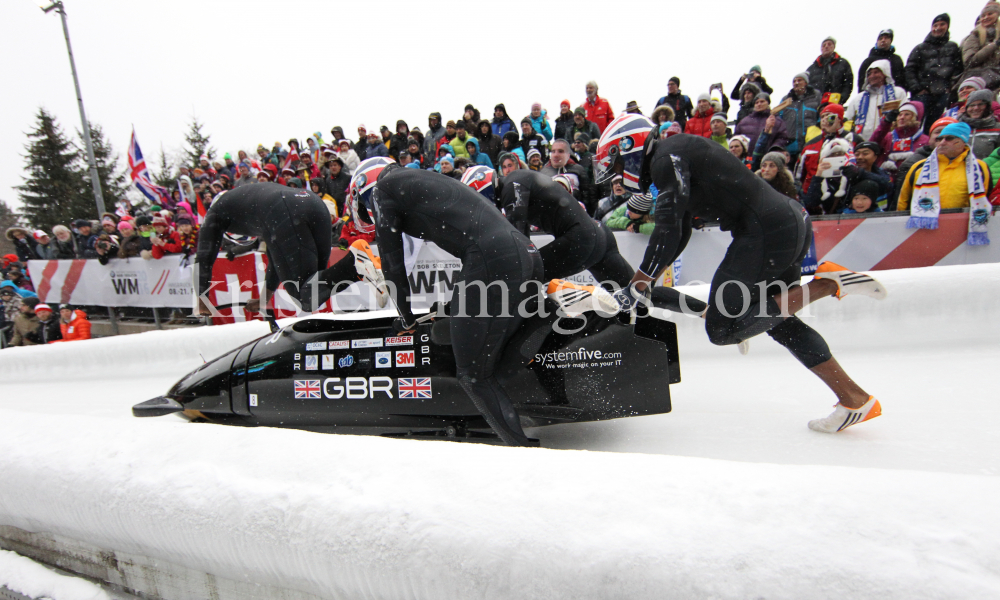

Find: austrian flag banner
<box><xmin>28</xmin><ymin>255</ymin><xmax>195</xmax><ymax>308</ymax></box>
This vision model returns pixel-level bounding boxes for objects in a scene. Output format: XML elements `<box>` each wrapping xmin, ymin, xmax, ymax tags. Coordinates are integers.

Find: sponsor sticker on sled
<box><xmin>294</xmin><ymin>380</ymin><xmax>321</xmax><ymax>399</ymax></box>
<box><xmin>328</xmin><ymin>340</ymin><xmax>350</xmax><ymax>349</ymax></box>
<box><xmin>338</xmin><ymin>355</ymin><xmax>355</xmax><ymax>368</ymax></box>
<box><xmin>306</xmin><ymin>342</ymin><xmax>326</xmax><ymax>351</ymax></box>
<box><xmin>305</xmin><ymin>355</ymin><xmax>318</xmax><ymax>371</ymax></box>
<box><xmin>385</xmin><ymin>336</ymin><xmax>413</xmax><ymax>346</ymax></box>
<box><xmin>322</xmin><ymin>354</ymin><xmax>334</xmax><ymax>370</ymax></box>
<box><xmin>375</xmin><ymin>351</ymin><xmax>391</xmax><ymax>368</ymax></box>
<box><xmin>396</xmin><ymin>350</ymin><xmax>415</xmax><ymax>368</ymax></box>
<box><xmin>352</xmin><ymin>338</ymin><xmax>383</xmax><ymax>348</ymax></box>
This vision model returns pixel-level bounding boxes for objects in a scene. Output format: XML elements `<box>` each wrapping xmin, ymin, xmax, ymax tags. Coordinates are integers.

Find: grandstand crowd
<box><xmin>5</xmin><ymin>6</ymin><xmax>1000</xmax><ymax>346</ymax></box>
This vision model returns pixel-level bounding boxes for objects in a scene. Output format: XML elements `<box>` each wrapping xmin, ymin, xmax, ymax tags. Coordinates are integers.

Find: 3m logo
<box><xmin>294</xmin><ymin>380</ymin><xmax>321</xmax><ymax>399</ymax></box>
<box><xmin>395</xmin><ymin>351</ymin><xmax>415</xmax><ymax>367</ymax></box>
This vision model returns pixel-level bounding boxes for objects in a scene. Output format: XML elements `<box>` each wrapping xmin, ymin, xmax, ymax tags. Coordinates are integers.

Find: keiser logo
<box><xmin>534</xmin><ymin>347</ymin><xmax>623</xmax><ymax>366</ymax></box>
<box><xmin>385</xmin><ymin>336</ymin><xmax>413</xmax><ymax>346</ymax></box>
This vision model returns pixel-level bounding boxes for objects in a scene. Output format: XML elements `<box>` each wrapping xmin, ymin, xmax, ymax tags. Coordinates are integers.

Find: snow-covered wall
<box><xmin>0</xmin><ymin>265</ymin><xmax>998</xmax><ymax>600</ymax></box>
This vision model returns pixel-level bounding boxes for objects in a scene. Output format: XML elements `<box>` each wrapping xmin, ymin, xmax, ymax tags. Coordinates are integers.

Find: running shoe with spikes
<box><xmin>547</xmin><ymin>279</ymin><xmax>620</xmax><ymax>317</ymax></box>
<box><xmin>813</xmin><ymin>261</ymin><xmax>887</xmax><ymax>300</ymax></box>
<box><xmin>808</xmin><ymin>396</ymin><xmax>882</xmax><ymax>433</ymax></box>
<box><xmin>350</xmin><ymin>240</ymin><xmax>389</xmax><ymax>308</ymax></box>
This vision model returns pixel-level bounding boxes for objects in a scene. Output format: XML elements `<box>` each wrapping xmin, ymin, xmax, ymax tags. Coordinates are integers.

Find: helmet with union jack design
<box><xmin>593</xmin><ymin>113</ymin><xmax>655</xmax><ymax>194</ymax></box>
<box><xmin>349</xmin><ymin>156</ymin><xmax>394</xmax><ymax>233</ymax></box>
<box><xmin>460</xmin><ymin>165</ymin><xmax>496</xmax><ymax>203</ymax></box>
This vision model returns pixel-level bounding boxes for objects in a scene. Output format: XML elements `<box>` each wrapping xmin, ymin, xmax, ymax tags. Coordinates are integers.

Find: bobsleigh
<box><xmin>133</xmin><ymin>282</ymin><xmax>682</xmax><ymax>442</ymax></box>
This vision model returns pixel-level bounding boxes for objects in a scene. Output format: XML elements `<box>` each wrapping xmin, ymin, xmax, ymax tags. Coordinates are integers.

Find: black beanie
<box><xmin>23</xmin><ymin>297</ymin><xmax>40</xmax><ymax>309</ymax></box>
<box><xmin>135</xmin><ymin>215</ymin><xmax>152</xmax><ymax>227</ymax></box>
<box><xmin>851</xmin><ymin>180</ymin><xmax>880</xmax><ymax>202</ymax></box>
<box><xmin>932</xmin><ymin>13</ymin><xmax>950</xmax><ymax>26</ymax></box>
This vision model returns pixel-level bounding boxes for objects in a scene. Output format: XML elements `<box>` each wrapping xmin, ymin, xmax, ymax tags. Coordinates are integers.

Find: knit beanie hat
<box><xmin>760</xmin><ymin>151</ymin><xmax>786</xmax><ymax>169</ymax></box>
<box><xmin>118</xmin><ymin>221</ymin><xmax>134</xmax><ymax>232</ymax></box>
<box><xmin>627</xmin><ymin>193</ymin><xmax>654</xmax><ymax>215</ymax></box>
<box><xmin>668</xmin><ymin>76</ymin><xmax>680</xmax><ymax>86</ymax></box>
<box><xmin>794</xmin><ymin>72</ymin><xmax>810</xmax><ymax>84</ymax></box>
<box><xmin>851</xmin><ymin>180</ymin><xmax>880</xmax><ymax>201</ymax></box>
<box><xmin>574</xmin><ymin>106</ymin><xmax>587</xmax><ymax>117</ymax></box>
<box><xmin>967</xmin><ymin>89</ymin><xmax>994</xmax><ymax>107</ymax></box>
<box><xmin>930</xmin><ymin>116</ymin><xmax>958</xmax><ymax>133</ymax></box>
<box><xmin>960</xmin><ymin>76</ymin><xmax>987</xmax><ymax>91</ymax></box>
<box><xmin>820</xmin><ymin>103</ymin><xmax>845</xmax><ymax>120</ymax></box>
<box><xmin>697</xmin><ymin>92</ymin><xmax>711</xmax><ymax>103</ymax></box>
<box><xmin>755</xmin><ymin>92</ymin><xmax>771</xmax><ymax>104</ymax></box>
<box><xmin>710</xmin><ymin>113</ymin><xmax>728</xmax><ymax>124</ymax></box>
<box><xmin>940</xmin><ymin>122</ymin><xmax>972</xmax><ymax>144</ymax></box>
<box><xmin>932</xmin><ymin>13</ymin><xmax>950</xmax><ymax>25</ymax></box>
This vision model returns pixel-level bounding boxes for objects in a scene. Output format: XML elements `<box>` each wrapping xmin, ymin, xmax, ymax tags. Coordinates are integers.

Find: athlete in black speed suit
<box><xmin>195</xmin><ymin>183</ymin><xmax>360</xmax><ymax>313</ymax></box>
<box><xmin>626</xmin><ymin>134</ymin><xmax>877</xmax><ymax>414</ymax></box>
<box><xmin>495</xmin><ymin>165</ymin><xmax>707</xmax><ymax>314</ymax></box>
<box><xmin>370</xmin><ymin>167</ymin><xmax>544</xmax><ymax>447</ymax></box>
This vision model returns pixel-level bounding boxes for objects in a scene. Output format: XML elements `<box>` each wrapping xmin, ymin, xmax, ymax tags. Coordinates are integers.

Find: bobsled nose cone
<box><xmin>133</xmin><ymin>396</ymin><xmax>184</xmax><ymax>417</ymax></box>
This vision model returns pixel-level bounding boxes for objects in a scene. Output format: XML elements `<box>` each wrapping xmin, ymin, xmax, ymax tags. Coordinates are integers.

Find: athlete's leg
<box><xmin>451</xmin><ymin>238</ymin><xmax>542</xmax><ymax>446</ymax></box>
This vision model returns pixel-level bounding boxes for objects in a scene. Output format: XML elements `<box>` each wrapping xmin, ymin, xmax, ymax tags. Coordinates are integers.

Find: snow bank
<box><xmin>0</xmin><ymin>410</ymin><xmax>998</xmax><ymax>600</ymax></box>
<box><xmin>1</xmin><ymin>264</ymin><xmax>999</xmax><ymax>599</ymax></box>
<box><xmin>0</xmin><ymin>549</ymin><xmax>109</xmax><ymax>600</ymax></box>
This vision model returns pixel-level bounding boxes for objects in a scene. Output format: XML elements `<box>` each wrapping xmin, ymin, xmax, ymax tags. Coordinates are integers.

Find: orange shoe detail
<box><xmin>861</xmin><ymin>397</ymin><xmax>882</xmax><ymax>422</ymax></box>
<box><xmin>546</xmin><ymin>279</ymin><xmax>595</xmax><ymax>295</ymax></box>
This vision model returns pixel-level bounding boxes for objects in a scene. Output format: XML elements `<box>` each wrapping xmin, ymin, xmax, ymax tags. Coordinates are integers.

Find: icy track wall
<box><xmin>0</xmin><ymin>265</ymin><xmax>998</xmax><ymax>600</ymax></box>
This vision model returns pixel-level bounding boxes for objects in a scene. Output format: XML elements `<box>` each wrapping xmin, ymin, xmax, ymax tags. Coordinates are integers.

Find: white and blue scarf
<box><xmin>854</xmin><ymin>85</ymin><xmax>897</xmax><ymax>135</ymax></box>
<box><xmin>908</xmin><ymin>149</ymin><xmax>991</xmax><ymax>245</ymax></box>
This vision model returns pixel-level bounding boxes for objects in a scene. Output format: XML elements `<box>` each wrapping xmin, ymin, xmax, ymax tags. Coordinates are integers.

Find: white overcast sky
<box><xmin>0</xmin><ymin>0</ymin><xmax>985</xmax><ymax>212</ymax></box>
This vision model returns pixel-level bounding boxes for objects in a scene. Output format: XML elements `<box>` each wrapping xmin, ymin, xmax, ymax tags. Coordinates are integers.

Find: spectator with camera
<box><xmin>93</xmin><ymin>232</ymin><xmax>120</xmax><ymax>266</ymax></box>
<box><xmin>730</xmin><ymin>66</ymin><xmax>774</xmax><ymax>100</ymax></box>
<box><xmin>795</xmin><ymin>104</ymin><xmax>857</xmax><ymax>195</ymax></box>
<box><xmin>869</xmin><ymin>101</ymin><xmax>929</xmax><ymax>175</ymax></box>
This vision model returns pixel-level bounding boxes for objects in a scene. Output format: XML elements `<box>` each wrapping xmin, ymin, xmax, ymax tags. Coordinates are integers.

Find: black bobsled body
<box><xmin>134</xmin><ymin>307</ymin><xmax>680</xmax><ymax>436</ymax></box>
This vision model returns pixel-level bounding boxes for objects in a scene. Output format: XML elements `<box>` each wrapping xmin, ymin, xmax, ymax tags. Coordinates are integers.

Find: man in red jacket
<box><xmin>794</xmin><ymin>103</ymin><xmax>857</xmax><ymax>195</ymax></box>
<box><xmin>54</xmin><ymin>304</ymin><xmax>90</xmax><ymax>342</ymax></box>
<box><xmin>684</xmin><ymin>93</ymin><xmax>715</xmax><ymax>137</ymax></box>
<box><xmin>584</xmin><ymin>80</ymin><xmax>614</xmax><ymax>134</ymax></box>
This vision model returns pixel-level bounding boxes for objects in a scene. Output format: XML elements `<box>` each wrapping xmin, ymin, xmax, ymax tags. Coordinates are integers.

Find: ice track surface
<box><xmin>0</xmin><ymin>264</ymin><xmax>998</xmax><ymax>599</ymax></box>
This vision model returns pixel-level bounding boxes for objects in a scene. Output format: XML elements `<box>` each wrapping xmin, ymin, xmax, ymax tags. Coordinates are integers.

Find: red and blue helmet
<box><xmin>594</xmin><ymin>114</ymin><xmax>655</xmax><ymax>193</ymax></box>
<box><xmin>349</xmin><ymin>156</ymin><xmax>394</xmax><ymax>233</ymax></box>
<box><xmin>460</xmin><ymin>165</ymin><xmax>496</xmax><ymax>203</ymax></box>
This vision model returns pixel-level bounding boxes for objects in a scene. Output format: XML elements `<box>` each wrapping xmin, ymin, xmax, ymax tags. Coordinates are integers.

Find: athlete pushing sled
<box><xmin>595</xmin><ymin>115</ymin><xmax>887</xmax><ymax>433</ymax></box>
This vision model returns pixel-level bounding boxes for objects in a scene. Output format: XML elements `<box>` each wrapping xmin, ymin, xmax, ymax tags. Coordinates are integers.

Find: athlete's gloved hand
<box><xmin>612</xmin><ymin>284</ymin><xmax>646</xmax><ymax>313</ymax></box>
<box><xmin>390</xmin><ymin>317</ymin><xmax>418</xmax><ymax>335</ymax></box>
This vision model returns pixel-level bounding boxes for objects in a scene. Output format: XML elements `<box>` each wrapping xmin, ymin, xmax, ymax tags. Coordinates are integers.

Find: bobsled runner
<box><xmin>133</xmin><ymin>281</ymin><xmax>682</xmax><ymax>442</ymax></box>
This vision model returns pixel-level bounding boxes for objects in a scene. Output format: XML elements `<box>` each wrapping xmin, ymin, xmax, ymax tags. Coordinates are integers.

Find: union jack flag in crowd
<box><xmin>128</xmin><ymin>128</ymin><xmax>173</xmax><ymax>208</ymax></box>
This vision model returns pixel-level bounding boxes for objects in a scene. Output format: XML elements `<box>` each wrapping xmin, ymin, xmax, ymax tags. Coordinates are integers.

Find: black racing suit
<box><xmin>372</xmin><ymin>168</ymin><xmax>544</xmax><ymax>446</ymax></box>
<box><xmin>641</xmin><ymin>135</ymin><xmax>832</xmax><ymax>368</ymax></box>
<box><xmin>498</xmin><ymin>169</ymin><xmax>707</xmax><ymax>314</ymax></box>
<box><xmin>195</xmin><ymin>183</ymin><xmax>358</xmax><ymax>312</ymax></box>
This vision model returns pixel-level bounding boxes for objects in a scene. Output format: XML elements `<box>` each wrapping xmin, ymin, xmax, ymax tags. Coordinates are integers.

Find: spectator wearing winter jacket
<box><xmin>777</xmin><ymin>73</ymin><xmax>823</xmax><ymax>159</ymax></box>
<box><xmin>857</xmin><ymin>29</ymin><xmax>908</xmax><ymax>93</ymax></box>
<box><xmin>5</xmin><ymin>227</ymin><xmax>35</xmax><ymax>264</ymax></box>
<box><xmin>733</xmin><ymin>81</ymin><xmax>762</xmax><ymax>126</ymax></box>
<box><xmin>365</xmin><ymin>131</ymin><xmax>389</xmax><ymax>158</ymax></box>
<box><xmin>72</xmin><ymin>219</ymin><xmax>97</xmax><ymax>257</ymax></box>
<box><xmin>804</xmin><ymin>139</ymin><xmax>893</xmax><ymax>213</ymax></box>
<box><xmin>960</xmin><ymin>3</ymin><xmax>1000</xmax><ymax>88</ymax></box>
<box><xmin>650</xmin><ymin>104</ymin><xmax>676</xmax><ymax>127</ymax></box>
<box><xmin>757</xmin><ymin>151</ymin><xmax>798</xmax><ymax>199</ymax></box>
<box><xmin>464</xmin><ymin>138</ymin><xmax>494</xmax><ymax>168</ymax></box>
<box><xmin>541</xmin><ymin>139</ymin><xmax>593</xmax><ymax>212</ymax></box>
<box><xmin>528</xmin><ymin>103</ymin><xmax>553</xmax><ymax>141</ymax></box>
<box><xmin>844</xmin><ymin>60</ymin><xmax>909</xmax><ymax>141</ymax></box>
<box><xmin>33</xmin><ymin>304</ymin><xmax>62</xmax><ymax>343</ymax></box>
<box><xmin>898</xmin><ymin>122</ymin><xmax>993</xmax><ymax>212</ymax></box>
<box><xmin>334</xmin><ymin>140</ymin><xmax>360</xmax><ymax>175</ymax></box>
<box><xmin>354</xmin><ymin>125</ymin><xmax>370</xmax><ymax>161</ymax></box>
<box><xmin>31</xmin><ymin>230</ymin><xmax>55</xmax><ymax>260</ymax></box>
<box><xmin>906</xmin><ymin>14</ymin><xmax>964</xmax><ymax>131</ymax></box>
<box><xmin>420</xmin><ymin>115</ymin><xmax>442</xmax><ymax>164</ymax></box>
<box><xmin>841</xmin><ymin>180</ymin><xmax>885</xmax><ymax>215</ymax></box>
<box><xmin>568</xmin><ymin>107</ymin><xmax>601</xmax><ymax>145</ymax></box>
<box><xmin>476</xmin><ymin>120</ymin><xmax>502</xmax><ymax>167</ymax></box>
<box><xmin>491</xmin><ymin>104</ymin><xmax>516</xmax><ymax>137</ymax></box>
<box><xmin>520</xmin><ymin>118</ymin><xmax>548</xmax><ymax>164</ymax></box>
<box><xmin>708</xmin><ymin>114</ymin><xmax>730</xmax><ymax>147</ymax></box>
<box><xmin>53</xmin><ymin>304</ymin><xmax>90</xmax><ymax>343</ymax></box>
<box><xmin>684</xmin><ymin>94</ymin><xmax>716</xmax><ymax>138</ymax></box>
<box><xmin>730</xmin><ymin>66</ymin><xmax>774</xmax><ymax>103</ymax></box>
<box><xmin>795</xmin><ymin>103</ymin><xmax>857</xmax><ymax>195</ymax></box>
<box><xmin>805</xmin><ymin>36</ymin><xmax>854</xmax><ymax>104</ymax></box>
<box><xmin>116</xmin><ymin>221</ymin><xmax>144</xmax><ymax>259</ymax></box>
<box><xmin>890</xmin><ymin>117</ymin><xmax>954</xmax><ymax>210</ymax></box>
<box><xmin>554</xmin><ymin>100</ymin><xmax>575</xmax><ymax>142</ymax></box>
<box><xmin>869</xmin><ymin>101</ymin><xmax>929</xmax><ymax>174</ymax></box>
<box><xmin>388</xmin><ymin>120</ymin><xmax>410</xmax><ymax>160</ymax></box>
<box><xmin>734</xmin><ymin>92</ymin><xmax>789</xmax><ymax>156</ymax></box>
<box><xmin>150</xmin><ymin>216</ymin><xmax>182</xmax><ymax>259</ymax></box>
<box><xmin>450</xmin><ymin>122</ymin><xmax>475</xmax><ymax>160</ymax></box>
<box><xmin>10</xmin><ymin>297</ymin><xmax>40</xmax><ymax>347</ymax></box>
<box><xmin>501</xmin><ymin>131</ymin><xmax>525</xmax><ymax>162</ymax></box>
<box><xmin>460</xmin><ymin>105</ymin><xmax>481</xmax><ymax>135</ymax></box>
<box><xmin>583</xmin><ymin>81</ymin><xmax>614</xmax><ymax>134</ymax></box>
<box><xmin>93</xmin><ymin>233</ymin><xmax>119</xmax><ymax>266</ymax></box>
<box><xmin>50</xmin><ymin>225</ymin><xmax>79</xmax><ymax>259</ymax></box>
<box><xmin>959</xmin><ymin>89</ymin><xmax>1000</xmax><ymax>160</ymax></box>
<box><xmin>656</xmin><ymin>77</ymin><xmax>694</xmax><ymax>130</ymax></box>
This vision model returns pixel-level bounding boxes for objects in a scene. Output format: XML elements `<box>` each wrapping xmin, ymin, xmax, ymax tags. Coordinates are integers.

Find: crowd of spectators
<box><xmin>4</xmin><ymin>6</ymin><xmax>1000</xmax><ymax>344</ymax></box>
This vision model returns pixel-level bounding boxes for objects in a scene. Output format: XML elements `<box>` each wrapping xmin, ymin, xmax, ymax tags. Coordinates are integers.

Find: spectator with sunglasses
<box><xmin>794</xmin><ymin>104</ymin><xmax>857</xmax><ymax>197</ymax></box>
